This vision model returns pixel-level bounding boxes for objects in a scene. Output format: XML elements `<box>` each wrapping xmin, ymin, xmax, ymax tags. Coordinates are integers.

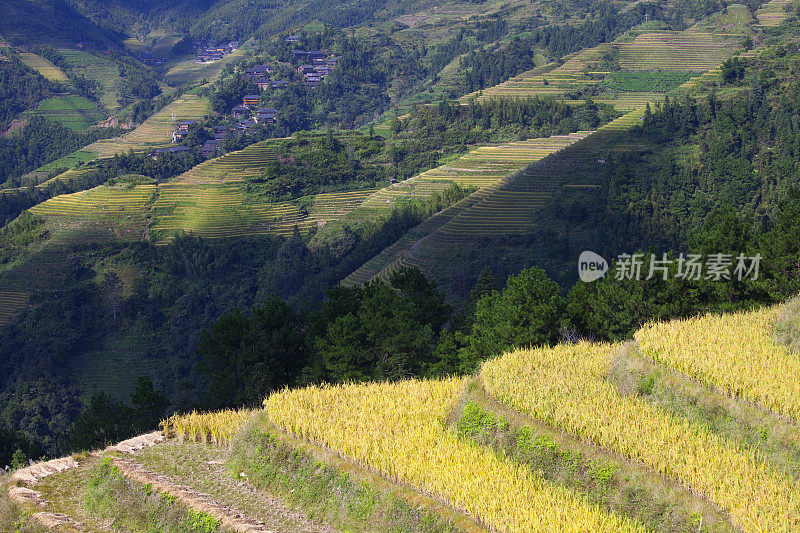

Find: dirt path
<box><xmin>125</xmin><ymin>442</ymin><xmax>336</xmax><ymax>533</ymax></box>
<box><xmin>115</xmin><ymin>457</ymin><xmax>279</xmax><ymax>533</ymax></box>
<box><xmin>7</xmin><ymin>431</ymin><xmax>166</xmax><ymax>530</ymax></box>
<box><xmin>8</xmin><ymin>430</ymin><xmax>334</xmax><ymax>532</ymax></box>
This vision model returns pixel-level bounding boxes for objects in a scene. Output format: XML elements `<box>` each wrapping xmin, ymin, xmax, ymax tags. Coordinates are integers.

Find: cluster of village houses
<box><xmin>194</xmin><ymin>40</ymin><xmax>240</xmax><ymax>63</ymax></box>
<box><xmin>159</xmin><ymin>99</ymin><xmax>278</xmax><ymax>159</ymax></box>
<box><xmin>155</xmin><ymin>41</ymin><xmax>340</xmax><ymax>159</ymax></box>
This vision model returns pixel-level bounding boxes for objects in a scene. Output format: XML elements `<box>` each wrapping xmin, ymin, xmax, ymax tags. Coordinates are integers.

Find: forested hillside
<box><xmin>2</xmin><ymin>0</ymin><xmax>800</xmax><ymax>496</ymax></box>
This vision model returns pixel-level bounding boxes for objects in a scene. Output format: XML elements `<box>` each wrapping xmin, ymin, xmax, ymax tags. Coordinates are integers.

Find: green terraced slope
<box><xmin>0</xmin><ymin>290</ymin><xmax>30</xmax><ymax>325</ymax></box>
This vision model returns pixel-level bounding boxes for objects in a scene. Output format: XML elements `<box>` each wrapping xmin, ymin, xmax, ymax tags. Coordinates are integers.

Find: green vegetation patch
<box><xmin>28</xmin><ymin>96</ymin><xmax>105</xmax><ymax>131</ymax></box>
<box><xmin>31</xmin><ymin>455</ymin><xmax>224</xmax><ymax>532</ymax></box>
<box><xmin>602</xmin><ymin>70</ymin><xmax>701</xmax><ymax>93</ymax></box>
<box><xmin>36</xmin><ymin>96</ymin><xmax>96</xmax><ymax>111</ymax></box>
<box><xmin>36</xmin><ymin>150</ymin><xmax>97</xmax><ymax>172</ymax></box>
<box><xmin>58</xmin><ymin>50</ymin><xmax>124</xmax><ymax>110</ymax></box>
<box><xmin>303</xmin><ymin>21</ymin><xmax>326</xmax><ymax>33</ymax></box>
<box><xmin>774</xmin><ymin>297</ymin><xmax>800</xmax><ymax>353</ymax></box>
<box><xmin>0</xmin><ymin>212</ymin><xmax>49</xmax><ymax>267</ymax></box>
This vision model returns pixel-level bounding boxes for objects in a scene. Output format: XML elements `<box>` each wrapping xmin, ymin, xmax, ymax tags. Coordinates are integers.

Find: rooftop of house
<box><xmin>154</xmin><ymin>146</ymin><xmax>192</xmax><ymax>154</ymax></box>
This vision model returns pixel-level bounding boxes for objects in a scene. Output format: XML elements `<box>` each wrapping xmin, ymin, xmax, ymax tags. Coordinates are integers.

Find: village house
<box><xmin>256</xmin><ymin>108</ymin><xmax>278</xmax><ymax>124</ymax></box>
<box><xmin>297</xmin><ymin>64</ymin><xmax>315</xmax><ymax>75</ymax></box>
<box><xmin>231</xmin><ymin>106</ymin><xmax>250</xmax><ymax>119</ymax></box>
<box><xmin>238</xmin><ymin>119</ymin><xmax>257</xmax><ymax>130</ymax></box>
<box><xmin>201</xmin><ymin>140</ymin><xmax>221</xmax><ymax>158</ymax></box>
<box><xmin>286</xmin><ymin>35</ymin><xmax>300</xmax><ymax>43</ymax></box>
<box><xmin>177</xmin><ymin>120</ymin><xmax>198</xmax><ymax>132</ymax></box>
<box><xmin>270</xmin><ymin>80</ymin><xmax>289</xmax><ymax>89</ymax></box>
<box><xmin>242</xmin><ymin>95</ymin><xmax>261</xmax><ymax>107</ymax></box>
<box><xmin>256</xmin><ymin>80</ymin><xmax>271</xmax><ymax>91</ymax></box>
<box><xmin>291</xmin><ymin>50</ymin><xmax>327</xmax><ymax>62</ymax></box>
<box><xmin>213</xmin><ymin>126</ymin><xmax>232</xmax><ymax>139</ymax></box>
<box><xmin>155</xmin><ymin>145</ymin><xmax>192</xmax><ymax>157</ymax></box>
<box><xmin>306</xmin><ymin>73</ymin><xmax>323</xmax><ymax>86</ymax></box>
<box><xmin>172</xmin><ymin>130</ymin><xmax>190</xmax><ymax>142</ymax></box>
<box><xmin>245</xmin><ymin>64</ymin><xmax>272</xmax><ymax>79</ymax></box>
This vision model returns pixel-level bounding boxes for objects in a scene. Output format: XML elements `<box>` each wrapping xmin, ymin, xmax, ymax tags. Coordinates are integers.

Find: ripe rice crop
<box><xmin>480</xmin><ymin>342</ymin><xmax>800</xmax><ymax>531</ymax></box>
<box><xmin>161</xmin><ymin>409</ymin><xmax>255</xmax><ymax>445</ymax></box>
<box><xmin>265</xmin><ymin>379</ymin><xmax>644</xmax><ymax>532</ymax></box>
<box><xmin>30</xmin><ymin>184</ymin><xmax>156</xmax><ymax>219</ymax></box>
<box><xmin>150</xmin><ymin>183</ymin><xmax>317</xmax><ymax>240</ymax></box>
<box><xmin>635</xmin><ymin>305</ymin><xmax>800</xmax><ymax>420</ymax></box>
<box><xmin>18</xmin><ymin>52</ymin><xmax>68</xmax><ymax>82</ymax></box>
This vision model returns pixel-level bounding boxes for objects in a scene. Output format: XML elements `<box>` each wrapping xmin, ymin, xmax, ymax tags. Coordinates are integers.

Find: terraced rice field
<box><xmin>28</xmin><ymin>96</ymin><xmax>105</xmax><ymax>131</ymax></box>
<box><xmin>39</xmin><ymin>167</ymin><xmax>95</xmax><ymax>188</ymax></box>
<box><xmin>460</xmin><ymin>45</ymin><xmax>608</xmax><ymax>104</ymax></box>
<box><xmin>344</xmin><ymin>105</ymin><xmax>648</xmax><ymax>286</ymax></box>
<box><xmin>150</xmin><ymin>183</ymin><xmax>313</xmax><ymax>239</ymax></box>
<box><xmin>433</xmin><ymin>112</ymin><xmax>639</xmax><ymax>238</ymax></box>
<box><xmin>165</xmin><ymin>47</ymin><xmax>246</xmax><ymax>86</ymax></box>
<box><xmin>615</xmin><ymin>30</ymin><xmax>742</xmax><ymax>71</ymax></box>
<box><xmin>150</xmin><ymin>184</ymin><xmax>378</xmax><ymax>240</ymax></box>
<box><xmin>18</xmin><ymin>52</ymin><xmax>67</xmax><ymax>82</ymax></box>
<box><xmin>58</xmin><ymin>50</ymin><xmax>124</xmax><ymax>110</ymax></box>
<box><xmin>177</xmin><ymin>140</ymin><xmax>280</xmax><ymax>184</ymax></box>
<box><xmin>636</xmin><ymin>306</ymin><xmax>800</xmax><ymax>421</ymax></box>
<box><xmin>0</xmin><ymin>290</ymin><xmax>29</xmax><ymax>325</ymax></box>
<box><xmin>341</xmin><ymin>128</ymin><xmax>604</xmax><ymax>286</ymax></box>
<box><xmin>36</xmin><ymin>150</ymin><xmax>97</xmax><ymax>172</ymax></box>
<box><xmin>30</xmin><ymin>184</ymin><xmax>156</xmax><ymax>240</ymax></box>
<box><xmin>30</xmin><ymin>144</ymin><xmax>375</xmax><ymax>242</ymax></box>
<box><xmin>481</xmin><ymin>341</ymin><xmax>800</xmax><ymax>532</ymax></box>
<box><xmin>307</xmin><ymin>189</ymin><xmax>378</xmax><ymax>219</ymax></box>
<box><xmin>266</xmin><ymin>378</ymin><xmax>643</xmax><ymax>533</ymax></box>
<box><xmin>30</xmin><ymin>184</ymin><xmax>156</xmax><ymax>218</ymax></box>
<box><xmin>461</xmin><ymin>27</ymin><xmax>742</xmax><ymax>112</ymax></box>
<box><xmin>755</xmin><ymin>0</ymin><xmax>793</xmax><ymax>26</ymax></box>
<box><xmin>85</xmin><ymin>94</ymin><xmax>210</xmax><ymax>158</ymax></box>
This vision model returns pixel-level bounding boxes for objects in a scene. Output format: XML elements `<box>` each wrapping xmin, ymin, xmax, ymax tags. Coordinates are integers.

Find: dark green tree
<box><xmin>67</xmin><ymin>393</ymin><xmax>133</xmax><ymax>452</ymax></box>
<box><xmin>312</xmin><ymin>268</ymin><xmax>451</xmax><ymax>382</ymax></box>
<box><xmin>198</xmin><ymin>296</ymin><xmax>306</xmax><ymax>409</ymax></box>
<box><xmin>130</xmin><ymin>377</ymin><xmax>168</xmax><ymax>433</ymax></box>
<box><xmin>459</xmin><ymin>267</ymin><xmax>563</xmax><ymax>372</ymax></box>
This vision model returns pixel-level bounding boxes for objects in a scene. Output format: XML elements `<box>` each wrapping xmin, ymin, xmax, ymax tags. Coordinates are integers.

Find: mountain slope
<box><xmin>9</xmin><ymin>298</ymin><xmax>800</xmax><ymax>531</ymax></box>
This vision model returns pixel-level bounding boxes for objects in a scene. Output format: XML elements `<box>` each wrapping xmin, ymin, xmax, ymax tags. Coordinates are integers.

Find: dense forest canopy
<box><xmin>1</xmin><ymin>0</ymin><xmax>799</xmax><ymax>470</ymax></box>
